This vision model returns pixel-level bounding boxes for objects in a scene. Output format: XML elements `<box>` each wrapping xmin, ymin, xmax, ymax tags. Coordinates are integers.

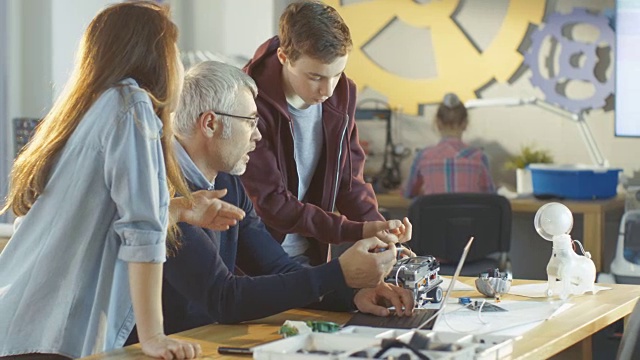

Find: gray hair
<box><xmin>173</xmin><ymin>60</ymin><xmax>257</xmax><ymax>139</ymax></box>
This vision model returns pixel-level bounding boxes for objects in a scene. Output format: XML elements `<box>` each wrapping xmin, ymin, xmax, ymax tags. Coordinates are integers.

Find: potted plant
<box><xmin>505</xmin><ymin>145</ymin><xmax>554</xmax><ymax>194</ymax></box>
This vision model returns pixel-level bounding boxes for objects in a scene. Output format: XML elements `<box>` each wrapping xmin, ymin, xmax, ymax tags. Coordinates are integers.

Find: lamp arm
<box><xmin>464</xmin><ymin>97</ymin><xmax>609</xmax><ymax>167</ymax></box>
<box><xmin>464</xmin><ymin>97</ymin><xmax>534</xmax><ymax>108</ymax></box>
<box><xmin>576</xmin><ymin>113</ymin><xmax>608</xmax><ymax>167</ymax></box>
<box><xmin>530</xmin><ymin>100</ymin><xmax>608</xmax><ymax>167</ymax></box>
<box><xmin>530</xmin><ymin>99</ymin><xmax>579</xmax><ymax>121</ymax></box>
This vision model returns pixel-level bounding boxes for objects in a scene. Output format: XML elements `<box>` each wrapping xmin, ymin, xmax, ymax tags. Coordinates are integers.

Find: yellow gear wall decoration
<box><xmin>324</xmin><ymin>0</ymin><xmax>546</xmax><ymax>115</ymax></box>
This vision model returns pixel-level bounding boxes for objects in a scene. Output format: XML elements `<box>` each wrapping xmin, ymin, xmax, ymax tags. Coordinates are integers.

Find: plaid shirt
<box><xmin>404</xmin><ymin>137</ymin><xmax>495</xmax><ymax>198</ymax></box>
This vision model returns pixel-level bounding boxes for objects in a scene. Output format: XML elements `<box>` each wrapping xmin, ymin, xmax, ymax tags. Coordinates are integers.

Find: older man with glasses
<box><xmin>124</xmin><ymin>60</ymin><xmax>414</xmax><ymax>343</ymax></box>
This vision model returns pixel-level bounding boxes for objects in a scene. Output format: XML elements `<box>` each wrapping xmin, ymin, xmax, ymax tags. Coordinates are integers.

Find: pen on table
<box><xmin>218</xmin><ymin>346</ymin><xmax>253</xmax><ymax>355</ymax></box>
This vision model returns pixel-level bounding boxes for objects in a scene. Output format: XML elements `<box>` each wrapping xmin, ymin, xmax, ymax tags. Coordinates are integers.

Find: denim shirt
<box><xmin>173</xmin><ymin>139</ymin><xmax>215</xmax><ymax>191</ymax></box>
<box><xmin>0</xmin><ymin>79</ymin><xmax>169</xmax><ymax>358</ymax></box>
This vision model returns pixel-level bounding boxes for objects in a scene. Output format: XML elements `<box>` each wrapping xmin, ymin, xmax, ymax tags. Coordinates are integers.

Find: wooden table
<box><xmin>82</xmin><ymin>278</ymin><xmax>640</xmax><ymax>360</ymax></box>
<box><xmin>375</xmin><ymin>193</ymin><xmax>626</xmax><ymax>272</ymax></box>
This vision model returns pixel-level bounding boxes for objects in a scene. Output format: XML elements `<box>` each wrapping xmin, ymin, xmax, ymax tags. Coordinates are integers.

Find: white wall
<box><xmin>1</xmin><ymin>0</ymin><xmax>9</xmax><ymax>223</ymax></box>
<box><xmin>7</xmin><ymin>0</ymin><xmax>281</xmax><ymax>121</ymax></box>
<box><xmin>171</xmin><ymin>0</ymin><xmax>277</xmax><ymax>60</ymax></box>
<box><xmin>13</xmin><ymin>0</ymin><xmax>53</xmax><ymax>119</ymax></box>
<box><xmin>51</xmin><ymin>0</ymin><xmax>112</xmax><ymax>98</ymax></box>
<box><xmin>7</xmin><ymin>0</ymin><xmax>113</xmax><ymax>120</ymax></box>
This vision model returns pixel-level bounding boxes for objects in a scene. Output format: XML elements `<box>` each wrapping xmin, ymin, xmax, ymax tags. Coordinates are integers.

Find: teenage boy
<box><xmin>242</xmin><ymin>0</ymin><xmax>412</xmax><ymax>266</ymax></box>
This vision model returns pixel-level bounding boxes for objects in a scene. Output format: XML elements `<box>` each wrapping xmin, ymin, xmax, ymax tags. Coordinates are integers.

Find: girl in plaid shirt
<box><xmin>404</xmin><ymin>93</ymin><xmax>495</xmax><ymax>198</ymax></box>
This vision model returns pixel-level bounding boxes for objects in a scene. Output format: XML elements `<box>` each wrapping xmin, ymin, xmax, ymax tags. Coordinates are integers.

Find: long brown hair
<box><xmin>2</xmin><ymin>1</ymin><xmax>190</xmax><ymax>249</ymax></box>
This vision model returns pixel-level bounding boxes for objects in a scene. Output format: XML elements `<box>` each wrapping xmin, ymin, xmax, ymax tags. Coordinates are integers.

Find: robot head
<box><xmin>534</xmin><ymin>202</ymin><xmax>573</xmax><ymax>240</ymax></box>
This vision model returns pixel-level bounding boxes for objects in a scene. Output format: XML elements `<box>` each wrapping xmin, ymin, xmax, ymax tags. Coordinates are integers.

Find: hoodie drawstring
<box><xmin>347</xmin><ymin>118</ymin><xmax>353</xmax><ymax>191</ymax></box>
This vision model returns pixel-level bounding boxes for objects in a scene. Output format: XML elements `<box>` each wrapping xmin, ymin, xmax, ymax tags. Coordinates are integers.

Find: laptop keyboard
<box><xmin>345</xmin><ymin>308</ymin><xmax>438</xmax><ymax>330</ymax></box>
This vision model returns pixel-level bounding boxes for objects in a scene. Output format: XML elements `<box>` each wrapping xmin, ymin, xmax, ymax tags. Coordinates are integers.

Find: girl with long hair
<box><xmin>404</xmin><ymin>93</ymin><xmax>495</xmax><ymax>197</ymax></box>
<box><xmin>0</xmin><ymin>2</ymin><xmax>243</xmax><ymax>358</ymax></box>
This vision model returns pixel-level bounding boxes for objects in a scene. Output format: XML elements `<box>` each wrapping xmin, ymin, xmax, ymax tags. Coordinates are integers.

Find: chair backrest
<box><xmin>407</xmin><ymin>193</ymin><xmax>511</xmax><ymax>263</ymax></box>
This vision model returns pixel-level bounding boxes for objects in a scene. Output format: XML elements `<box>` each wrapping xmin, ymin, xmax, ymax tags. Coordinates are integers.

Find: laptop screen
<box><xmin>415</xmin><ymin>236</ymin><xmax>475</xmax><ymax>329</ymax></box>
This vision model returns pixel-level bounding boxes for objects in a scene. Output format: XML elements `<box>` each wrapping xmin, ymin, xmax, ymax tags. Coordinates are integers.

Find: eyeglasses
<box><xmin>201</xmin><ymin>111</ymin><xmax>259</xmax><ymax>130</ymax></box>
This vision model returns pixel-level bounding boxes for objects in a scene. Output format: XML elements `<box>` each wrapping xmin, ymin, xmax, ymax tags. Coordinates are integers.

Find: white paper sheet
<box><xmin>508</xmin><ymin>283</ymin><xmax>611</xmax><ymax>298</ymax></box>
<box><xmin>432</xmin><ymin>299</ymin><xmax>574</xmax><ymax>337</ymax></box>
<box><xmin>440</xmin><ymin>276</ymin><xmax>475</xmax><ymax>291</ymax></box>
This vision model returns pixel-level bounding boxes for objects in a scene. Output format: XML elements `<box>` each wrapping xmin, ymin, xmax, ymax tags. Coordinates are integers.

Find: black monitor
<box><xmin>354</xmin><ymin>108</ymin><xmax>392</xmax><ymax>121</ymax></box>
<box><xmin>13</xmin><ymin>118</ymin><xmax>41</xmax><ymax>157</ymax></box>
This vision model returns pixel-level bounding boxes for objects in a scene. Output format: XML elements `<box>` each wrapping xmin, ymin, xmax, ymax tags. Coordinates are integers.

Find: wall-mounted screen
<box><xmin>616</xmin><ymin>0</ymin><xmax>640</xmax><ymax>137</ymax></box>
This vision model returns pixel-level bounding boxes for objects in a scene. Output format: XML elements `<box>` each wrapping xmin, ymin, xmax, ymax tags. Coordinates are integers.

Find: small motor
<box><xmin>475</xmin><ymin>268</ymin><xmax>512</xmax><ymax>297</ymax></box>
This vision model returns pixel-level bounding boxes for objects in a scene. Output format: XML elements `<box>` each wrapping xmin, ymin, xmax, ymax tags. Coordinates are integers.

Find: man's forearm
<box><xmin>304</xmin><ymin>286</ymin><xmax>357</xmax><ymax>313</ymax></box>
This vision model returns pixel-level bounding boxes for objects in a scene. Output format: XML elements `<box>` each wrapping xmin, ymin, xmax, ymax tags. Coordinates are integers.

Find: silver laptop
<box><xmin>345</xmin><ymin>236</ymin><xmax>475</xmax><ymax>330</ymax></box>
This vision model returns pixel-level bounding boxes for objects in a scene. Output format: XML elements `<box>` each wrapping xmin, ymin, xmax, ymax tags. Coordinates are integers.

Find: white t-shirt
<box><xmin>281</xmin><ymin>103</ymin><xmax>323</xmax><ymax>262</ymax></box>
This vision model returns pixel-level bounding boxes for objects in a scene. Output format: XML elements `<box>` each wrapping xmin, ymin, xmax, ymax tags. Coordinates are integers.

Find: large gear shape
<box><xmin>324</xmin><ymin>0</ymin><xmax>545</xmax><ymax>115</ymax></box>
<box><xmin>524</xmin><ymin>8</ymin><xmax>615</xmax><ymax>113</ymax></box>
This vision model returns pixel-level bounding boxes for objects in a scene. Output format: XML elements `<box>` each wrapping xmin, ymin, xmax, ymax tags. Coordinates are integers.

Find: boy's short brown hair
<box><xmin>278</xmin><ymin>1</ymin><xmax>352</xmax><ymax>64</ymax></box>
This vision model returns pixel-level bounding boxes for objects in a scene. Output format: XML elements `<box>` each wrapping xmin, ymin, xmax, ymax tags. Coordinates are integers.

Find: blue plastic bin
<box><xmin>529</xmin><ymin>164</ymin><xmax>621</xmax><ymax>200</ymax></box>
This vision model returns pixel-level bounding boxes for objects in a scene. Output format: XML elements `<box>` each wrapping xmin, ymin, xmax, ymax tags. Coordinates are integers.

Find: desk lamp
<box><xmin>464</xmin><ymin>97</ymin><xmax>608</xmax><ymax>168</ymax></box>
<box><xmin>534</xmin><ymin>202</ymin><xmax>596</xmax><ymax>299</ymax></box>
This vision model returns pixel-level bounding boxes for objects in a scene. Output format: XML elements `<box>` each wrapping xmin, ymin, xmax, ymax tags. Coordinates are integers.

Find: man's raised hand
<box><xmin>171</xmin><ymin>189</ymin><xmax>245</xmax><ymax>230</ymax></box>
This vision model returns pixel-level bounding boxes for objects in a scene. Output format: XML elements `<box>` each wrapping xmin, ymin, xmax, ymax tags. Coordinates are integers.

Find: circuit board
<box><xmin>467</xmin><ymin>301</ymin><xmax>507</xmax><ymax>312</ymax></box>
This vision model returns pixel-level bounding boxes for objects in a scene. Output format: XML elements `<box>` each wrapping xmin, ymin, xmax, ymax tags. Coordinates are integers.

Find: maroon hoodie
<box><xmin>241</xmin><ymin>36</ymin><xmax>384</xmax><ymax>264</ymax></box>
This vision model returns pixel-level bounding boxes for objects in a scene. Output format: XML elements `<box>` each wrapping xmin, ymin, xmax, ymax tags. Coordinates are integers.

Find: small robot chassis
<box><xmin>385</xmin><ymin>255</ymin><xmax>444</xmax><ymax>307</ymax></box>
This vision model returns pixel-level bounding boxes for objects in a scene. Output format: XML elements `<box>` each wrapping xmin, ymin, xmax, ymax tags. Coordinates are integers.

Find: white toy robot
<box><xmin>535</xmin><ymin>202</ymin><xmax>596</xmax><ymax>300</ymax></box>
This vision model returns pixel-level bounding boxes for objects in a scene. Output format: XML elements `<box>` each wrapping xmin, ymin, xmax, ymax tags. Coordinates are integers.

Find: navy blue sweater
<box><xmin>127</xmin><ymin>173</ymin><xmax>356</xmax><ymax>342</ymax></box>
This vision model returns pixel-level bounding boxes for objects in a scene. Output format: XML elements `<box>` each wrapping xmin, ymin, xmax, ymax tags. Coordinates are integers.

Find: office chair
<box><xmin>407</xmin><ymin>193</ymin><xmax>511</xmax><ymax>276</ymax></box>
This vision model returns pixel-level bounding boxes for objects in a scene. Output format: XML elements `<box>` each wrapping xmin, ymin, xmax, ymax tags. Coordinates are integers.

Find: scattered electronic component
<box><xmin>458</xmin><ymin>297</ymin><xmax>471</xmax><ymax>305</ymax></box>
<box><xmin>475</xmin><ymin>268</ymin><xmax>512</xmax><ymax>297</ymax></box>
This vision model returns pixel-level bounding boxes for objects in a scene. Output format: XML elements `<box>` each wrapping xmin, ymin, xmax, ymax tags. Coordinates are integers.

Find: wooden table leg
<box><xmin>582</xmin><ymin>211</ymin><xmax>604</xmax><ymax>272</ymax></box>
<box><xmin>549</xmin><ymin>336</ymin><xmax>593</xmax><ymax>360</ymax></box>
